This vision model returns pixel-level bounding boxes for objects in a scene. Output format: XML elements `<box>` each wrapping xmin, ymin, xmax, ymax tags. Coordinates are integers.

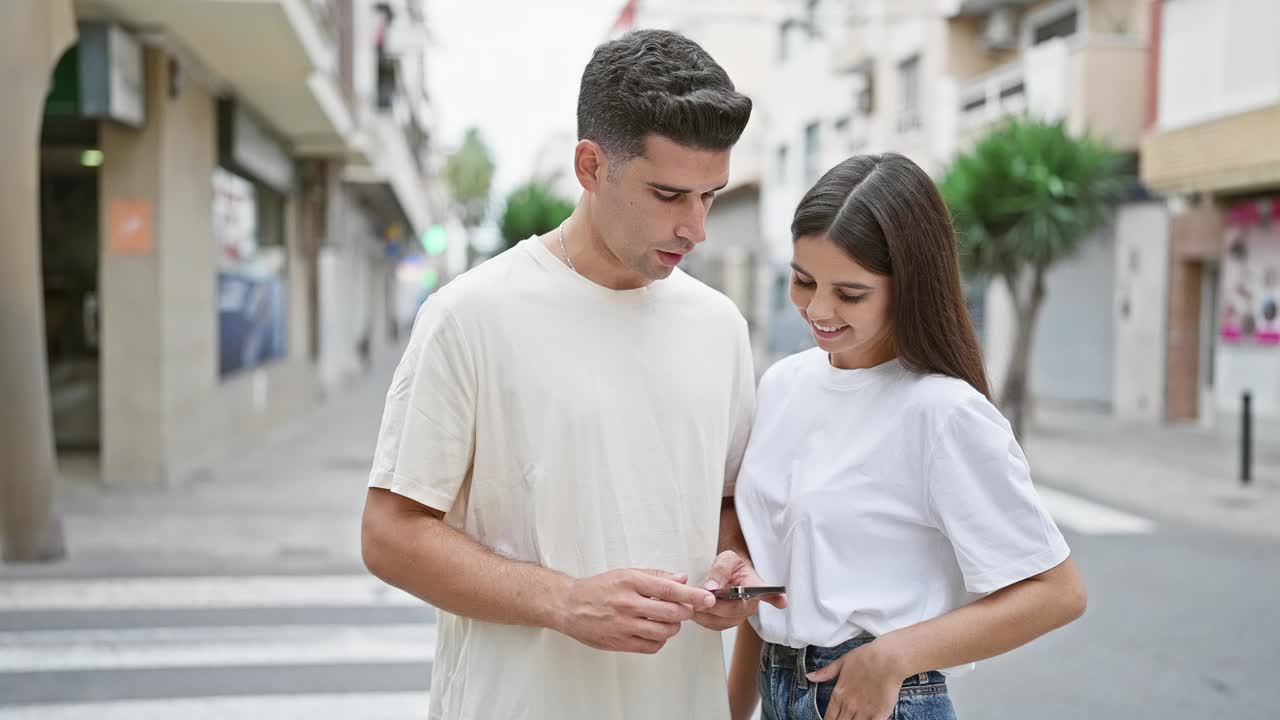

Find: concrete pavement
<box><xmin>0</xmin><ymin>351</ymin><xmax>396</xmax><ymax>581</ymax></box>
<box><xmin>951</xmin><ymin>522</ymin><xmax>1280</xmax><ymax>720</ymax></box>
<box><xmin>1024</xmin><ymin>403</ymin><xmax>1280</xmax><ymax>542</ymax></box>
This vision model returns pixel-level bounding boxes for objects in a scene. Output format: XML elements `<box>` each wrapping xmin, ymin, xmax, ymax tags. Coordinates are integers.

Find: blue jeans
<box><xmin>760</xmin><ymin>635</ymin><xmax>957</xmax><ymax>720</ymax></box>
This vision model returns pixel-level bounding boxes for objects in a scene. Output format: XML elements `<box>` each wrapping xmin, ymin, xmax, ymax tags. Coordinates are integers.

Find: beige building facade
<box><xmin>1</xmin><ymin>0</ymin><xmax>440</xmax><ymax>560</ymax></box>
<box><xmin>1142</xmin><ymin>0</ymin><xmax>1280</xmax><ymax>425</ymax></box>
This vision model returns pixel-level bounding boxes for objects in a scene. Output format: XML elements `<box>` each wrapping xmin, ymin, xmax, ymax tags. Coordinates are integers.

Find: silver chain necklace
<box><xmin>558</xmin><ymin>223</ymin><xmax>576</xmax><ymax>273</ymax></box>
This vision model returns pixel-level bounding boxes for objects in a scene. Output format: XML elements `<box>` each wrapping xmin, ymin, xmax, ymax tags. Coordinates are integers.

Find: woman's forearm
<box><xmin>875</xmin><ymin>558</ymin><xmax>1086</xmax><ymax>677</ymax></box>
<box><xmin>727</xmin><ymin>620</ymin><xmax>764</xmax><ymax>720</ymax></box>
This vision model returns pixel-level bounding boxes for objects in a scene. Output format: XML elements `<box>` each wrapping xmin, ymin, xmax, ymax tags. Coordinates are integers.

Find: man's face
<box><xmin>595</xmin><ymin>135</ymin><xmax>731</xmax><ymax>282</ymax></box>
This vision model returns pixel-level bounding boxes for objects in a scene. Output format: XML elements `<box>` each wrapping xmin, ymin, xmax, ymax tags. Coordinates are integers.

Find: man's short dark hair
<box><xmin>577</xmin><ymin>29</ymin><xmax>752</xmax><ymax>165</ymax></box>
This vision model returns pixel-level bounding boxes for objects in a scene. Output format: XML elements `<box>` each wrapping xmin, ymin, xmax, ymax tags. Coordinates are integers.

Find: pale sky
<box><xmin>426</xmin><ymin>0</ymin><xmax>623</xmax><ymax>196</ymax></box>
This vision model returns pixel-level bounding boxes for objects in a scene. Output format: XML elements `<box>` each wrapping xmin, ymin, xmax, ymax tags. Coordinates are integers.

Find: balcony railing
<box><xmin>955</xmin><ymin>34</ymin><xmax>1144</xmax><ymax>150</ymax></box>
<box><xmin>958</xmin><ymin>57</ymin><xmax>1031</xmax><ymax>131</ymax></box>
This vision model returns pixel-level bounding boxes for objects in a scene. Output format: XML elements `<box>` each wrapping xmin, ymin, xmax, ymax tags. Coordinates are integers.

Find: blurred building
<box><xmin>761</xmin><ymin>0</ymin><xmax>979</xmax><ymax>366</ymax></box>
<box><xmin>590</xmin><ymin>0</ymin><xmax>1169</xmax><ymax>413</ymax></box>
<box><xmin>631</xmin><ymin>0</ymin><xmax>776</xmax><ymax>367</ymax></box>
<box><xmin>758</xmin><ymin>0</ymin><xmax>847</xmax><ymax>365</ymax></box>
<box><xmin>3</xmin><ymin>0</ymin><xmax>441</xmax><ymax>490</ymax></box>
<box><xmin>760</xmin><ymin>0</ymin><xmax>1280</xmax><ymax>430</ymax></box>
<box><xmin>530</xmin><ymin>128</ymin><xmax>583</xmax><ymax>203</ymax></box>
<box><xmin>754</xmin><ymin>0</ymin><xmax>1154</xmax><ymax>410</ymax></box>
<box><xmin>1142</xmin><ymin>0</ymin><xmax>1280</xmax><ymax>426</ymax></box>
<box><xmin>326</xmin><ymin>0</ymin><xmax>440</xmax><ymax>390</ymax></box>
<box><xmin>943</xmin><ymin>0</ymin><xmax>1151</xmax><ymax>414</ymax></box>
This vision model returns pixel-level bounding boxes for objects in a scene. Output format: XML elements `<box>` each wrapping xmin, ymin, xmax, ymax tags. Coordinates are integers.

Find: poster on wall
<box><xmin>107</xmin><ymin>198</ymin><xmax>152</xmax><ymax>255</ymax></box>
<box><xmin>1219</xmin><ymin>198</ymin><xmax>1280</xmax><ymax>346</ymax></box>
<box><xmin>213</xmin><ymin>167</ymin><xmax>287</xmax><ymax>377</ymax></box>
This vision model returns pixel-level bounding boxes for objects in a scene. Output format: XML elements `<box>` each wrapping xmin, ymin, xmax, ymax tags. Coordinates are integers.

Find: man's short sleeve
<box><xmin>368</xmin><ymin>297</ymin><xmax>477</xmax><ymax>512</ymax></box>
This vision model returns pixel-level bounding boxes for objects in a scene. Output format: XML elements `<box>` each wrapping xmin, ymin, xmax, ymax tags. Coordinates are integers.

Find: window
<box><xmin>834</xmin><ymin>116</ymin><xmax>854</xmax><ymax>153</ymax></box>
<box><xmin>806</xmin><ymin>0</ymin><xmax>820</xmax><ymax>37</ymax></box>
<box><xmin>1025</xmin><ymin>1</ymin><xmax>1080</xmax><ymax>47</ymax></box>
<box><xmin>776</xmin><ymin>144</ymin><xmax>789</xmax><ymax>185</ymax></box>
<box><xmin>777</xmin><ymin>21</ymin><xmax>791</xmax><ymax>63</ymax></box>
<box><xmin>1032</xmin><ymin>9</ymin><xmax>1078</xmax><ymax>44</ymax></box>
<box><xmin>769</xmin><ymin>271</ymin><xmax>816</xmax><ymax>355</ymax></box>
<box><xmin>803</xmin><ymin>122</ymin><xmax>820</xmax><ymax>185</ymax></box>
<box><xmin>897</xmin><ymin>54</ymin><xmax>921</xmax><ymax>133</ymax></box>
<box><xmin>999</xmin><ymin>81</ymin><xmax>1026</xmax><ymax>101</ymax></box>
<box><xmin>855</xmin><ymin>63</ymin><xmax>875</xmax><ymax>114</ymax></box>
<box><xmin>375</xmin><ymin>5</ymin><xmax>398</xmax><ymax>109</ymax></box>
<box><xmin>213</xmin><ymin>168</ymin><xmax>289</xmax><ymax>378</ymax></box>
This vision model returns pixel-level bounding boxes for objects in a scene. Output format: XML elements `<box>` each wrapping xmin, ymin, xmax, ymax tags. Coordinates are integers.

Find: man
<box><xmin>362</xmin><ymin>29</ymin><xmax>783</xmax><ymax>719</ymax></box>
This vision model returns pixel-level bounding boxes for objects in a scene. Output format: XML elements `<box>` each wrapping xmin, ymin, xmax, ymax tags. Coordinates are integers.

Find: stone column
<box><xmin>0</xmin><ymin>0</ymin><xmax>77</xmax><ymax>562</ymax></box>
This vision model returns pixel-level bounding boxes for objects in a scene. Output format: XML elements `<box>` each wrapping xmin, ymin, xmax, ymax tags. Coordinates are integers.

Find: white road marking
<box><xmin>0</xmin><ymin>692</ymin><xmax>430</xmax><ymax>720</ymax></box>
<box><xmin>0</xmin><ymin>624</ymin><xmax>434</xmax><ymax>673</ymax></box>
<box><xmin>0</xmin><ymin>575</ymin><xmax>421</xmax><ymax>612</ymax></box>
<box><xmin>1037</xmin><ymin>486</ymin><xmax>1156</xmax><ymax>535</ymax></box>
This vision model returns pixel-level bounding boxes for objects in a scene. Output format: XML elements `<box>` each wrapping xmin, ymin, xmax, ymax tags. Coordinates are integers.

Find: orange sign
<box><xmin>108</xmin><ymin>198</ymin><xmax>153</xmax><ymax>255</ymax></box>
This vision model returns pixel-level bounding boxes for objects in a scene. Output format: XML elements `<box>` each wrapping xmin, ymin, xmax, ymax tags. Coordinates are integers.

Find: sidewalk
<box><xmin>1024</xmin><ymin>403</ymin><xmax>1280</xmax><ymax>542</ymax></box>
<box><xmin>0</xmin><ymin>350</ymin><xmax>404</xmax><ymax>580</ymax></box>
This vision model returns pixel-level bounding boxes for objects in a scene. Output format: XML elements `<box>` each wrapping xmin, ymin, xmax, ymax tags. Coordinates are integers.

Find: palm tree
<box><xmin>940</xmin><ymin>118</ymin><xmax>1128</xmax><ymax>438</ymax></box>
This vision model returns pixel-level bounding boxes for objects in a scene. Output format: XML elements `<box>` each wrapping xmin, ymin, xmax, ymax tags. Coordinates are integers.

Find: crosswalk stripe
<box><xmin>0</xmin><ymin>692</ymin><xmax>430</xmax><ymax>719</ymax></box>
<box><xmin>1037</xmin><ymin>486</ymin><xmax>1156</xmax><ymax>535</ymax></box>
<box><xmin>0</xmin><ymin>624</ymin><xmax>434</xmax><ymax>673</ymax></box>
<box><xmin>0</xmin><ymin>575</ymin><xmax>420</xmax><ymax>612</ymax></box>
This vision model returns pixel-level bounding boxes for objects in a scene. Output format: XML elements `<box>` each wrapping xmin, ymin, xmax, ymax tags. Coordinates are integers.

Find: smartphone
<box><xmin>712</xmin><ymin>585</ymin><xmax>786</xmax><ymax>600</ymax></box>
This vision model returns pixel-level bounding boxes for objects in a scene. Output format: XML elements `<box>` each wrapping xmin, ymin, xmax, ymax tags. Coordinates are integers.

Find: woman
<box><xmin>728</xmin><ymin>154</ymin><xmax>1086</xmax><ymax>720</ymax></box>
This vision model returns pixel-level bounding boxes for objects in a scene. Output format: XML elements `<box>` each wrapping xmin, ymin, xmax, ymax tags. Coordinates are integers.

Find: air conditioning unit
<box><xmin>980</xmin><ymin>6</ymin><xmax>1017</xmax><ymax>51</ymax></box>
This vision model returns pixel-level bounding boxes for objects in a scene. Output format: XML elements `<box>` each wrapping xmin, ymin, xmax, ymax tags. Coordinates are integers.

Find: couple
<box><xmin>361</xmin><ymin>29</ymin><xmax>1085</xmax><ymax>720</ymax></box>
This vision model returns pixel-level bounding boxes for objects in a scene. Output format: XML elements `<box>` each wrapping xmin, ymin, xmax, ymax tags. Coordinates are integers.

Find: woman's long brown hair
<box><xmin>791</xmin><ymin>153</ymin><xmax>991</xmax><ymax>399</ymax></box>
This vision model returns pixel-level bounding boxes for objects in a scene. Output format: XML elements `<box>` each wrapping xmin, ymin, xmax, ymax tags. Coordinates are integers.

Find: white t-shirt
<box><xmin>369</xmin><ymin>237</ymin><xmax>756</xmax><ymax>720</ymax></box>
<box><xmin>736</xmin><ymin>349</ymin><xmax>1069</xmax><ymax>672</ymax></box>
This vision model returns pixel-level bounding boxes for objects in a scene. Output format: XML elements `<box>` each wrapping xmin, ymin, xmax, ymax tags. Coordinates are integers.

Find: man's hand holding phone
<box><xmin>557</xmin><ymin>569</ymin><xmax>716</xmax><ymax>654</ymax></box>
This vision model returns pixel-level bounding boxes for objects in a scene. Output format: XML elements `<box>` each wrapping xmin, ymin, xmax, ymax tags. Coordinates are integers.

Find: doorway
<box><xmin>40</xmin><ymin>118</ymin><xmax>101</xmax><ymax>452</ymax></box>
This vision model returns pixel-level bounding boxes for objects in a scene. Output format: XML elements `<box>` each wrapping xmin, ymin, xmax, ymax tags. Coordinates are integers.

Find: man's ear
<box><xmin>575</xmin><ymin>140</ymin><xmax>607</xmax><ymax>192</ymax></box>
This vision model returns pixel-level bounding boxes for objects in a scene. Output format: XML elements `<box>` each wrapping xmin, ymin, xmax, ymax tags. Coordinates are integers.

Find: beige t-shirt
<box><xmin>369</xmin><ymin>237</ymin><xmax>756</xmax><ymax>720</ymax></box>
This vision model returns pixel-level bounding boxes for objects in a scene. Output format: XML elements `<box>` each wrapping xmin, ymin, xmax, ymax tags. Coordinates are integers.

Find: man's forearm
<box><xmin>362</xmin><ymin>489</ymin><xmax>569</xmax><ymax>630</ymax></box>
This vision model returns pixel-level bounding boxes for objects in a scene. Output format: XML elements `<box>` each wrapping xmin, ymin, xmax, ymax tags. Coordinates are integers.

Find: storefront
<box><xmin>215</xmin><ymin>99</ymin><xmax>294</xmax><ymax>378</ymax></box>
<box><xmin>1212</xmin><ymin>197</ymin><xmax>1280</xmax><ymax>421</ymax></box>
<box><xmin>39</xmin><ymin>21</ymin><xmax>146</xmax><ymax>452</ymax></box>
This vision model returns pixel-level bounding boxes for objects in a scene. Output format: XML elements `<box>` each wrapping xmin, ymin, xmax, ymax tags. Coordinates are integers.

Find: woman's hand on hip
<box><xmin>805</xmin><ymin>639</ymin><xmax>907</xmax><ymax>720</ymax></box>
